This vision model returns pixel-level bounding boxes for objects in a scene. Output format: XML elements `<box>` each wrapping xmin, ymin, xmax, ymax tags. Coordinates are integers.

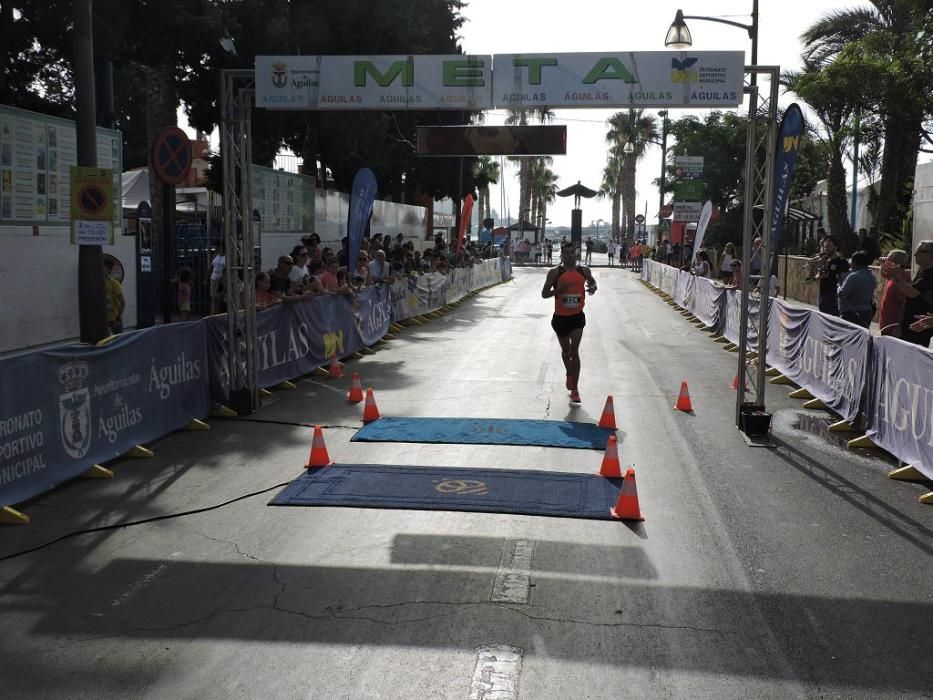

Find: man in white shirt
<box><xmin>369</xmin><ymin>249</ymin><xmax>395</xmax><ymax>284</ymax></box>
<box><xmin>606</xmin><ymin>239</ymin><xmax>617</xmax><ymax>266</ymax></box>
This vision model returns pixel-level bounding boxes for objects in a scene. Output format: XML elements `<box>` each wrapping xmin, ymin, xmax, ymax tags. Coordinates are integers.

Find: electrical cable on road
<box><xmin>0</xmin><ymin>481</ymin><xmax>290</xmax><ymax>563</ymax></box>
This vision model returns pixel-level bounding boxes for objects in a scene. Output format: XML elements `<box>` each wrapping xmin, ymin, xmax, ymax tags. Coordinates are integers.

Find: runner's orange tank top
<box><xmin>553</xmin><ymin>266</ymin><xmax>586</xmax><ymax>316</ymax></box>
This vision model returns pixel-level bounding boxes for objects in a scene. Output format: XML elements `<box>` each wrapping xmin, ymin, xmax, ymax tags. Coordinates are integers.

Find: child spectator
<box><xmin>176</xmin><ymin>267</ymin><xmax>193</xmax><ymax>321</ymax></box>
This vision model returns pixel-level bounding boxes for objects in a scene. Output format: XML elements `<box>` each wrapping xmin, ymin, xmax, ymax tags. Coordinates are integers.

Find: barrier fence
<box><xmin>642</xmin><ymin>259</ymin><xmax>932</xmax><ymax>480</ymax></box>
<box><xmin>0</xmin><ymin>258</ymin><xmax>512</xmax><ymax>512</ymax></box>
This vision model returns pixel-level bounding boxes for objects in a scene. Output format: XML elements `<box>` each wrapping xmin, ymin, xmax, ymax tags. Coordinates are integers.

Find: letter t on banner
<box><xmin>347</xmin><ymin>168</ymin><xmax>378</xmax><ymax>270</ymax></box>
<box><xmin>456</xmin><ymin>193</ymin><xmax>475</xmax><ymax>255</ymax></box>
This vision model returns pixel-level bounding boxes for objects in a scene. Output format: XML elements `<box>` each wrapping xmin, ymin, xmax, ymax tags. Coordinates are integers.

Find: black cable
<box><xmin>0</xmin><ymin>480</ymin><xmax>290</xmax><ymax>563</ymax></box>
<box><xmin>213</xmin><ymin>417</ymin><xmax>361</xmax><ymax>430</ymax></box>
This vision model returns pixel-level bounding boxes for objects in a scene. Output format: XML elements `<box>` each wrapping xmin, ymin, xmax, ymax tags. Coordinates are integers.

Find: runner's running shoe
<box><xmin>570</xmin><ymin>390</ymin><xmax>581</xmax><ymax>404</ymax></box>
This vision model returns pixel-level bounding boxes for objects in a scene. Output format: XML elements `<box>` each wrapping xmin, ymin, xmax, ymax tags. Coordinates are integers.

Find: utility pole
<box><xmin>74</xmin><ymin>0</ymin><xmax>108</xmax><ymax>343</ymax></box>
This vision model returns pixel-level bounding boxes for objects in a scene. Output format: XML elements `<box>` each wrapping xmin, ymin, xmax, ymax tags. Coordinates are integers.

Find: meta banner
<box><xmin>866</xmin><ymin>337</ymin><xmax>933</xmax><ymax>480</ymax></box>
<box><xmin>256</xmin><ymin>54</ymin><xmax>493</xmax><ymax>110</ymax></box>
<box><xmin>0</xmin><ymin>324</ymin><xmax>210</xmax><ymax>507</ymax></box>
<box><xmin>256</xmin><ymin>52</ymin><xmax>745</xmax><ymax>110</ymax></box>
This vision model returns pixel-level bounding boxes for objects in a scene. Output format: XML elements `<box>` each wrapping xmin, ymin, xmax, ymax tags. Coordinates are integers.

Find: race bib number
<box><xmin>562</xmin><ymin>295</ymin><xmax>581</xmax><ymax>308</ymax></box>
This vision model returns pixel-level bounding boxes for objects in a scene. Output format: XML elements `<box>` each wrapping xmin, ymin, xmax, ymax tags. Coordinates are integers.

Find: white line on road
<box><xmin>490</xmin><ymin>539</ymin><xmax>535</xmax><ymax>604</ymax></box>
<box><xmin>468</xmin><ymin>644</ymin><xmax>524</xmax><ymax>700</ymax></box>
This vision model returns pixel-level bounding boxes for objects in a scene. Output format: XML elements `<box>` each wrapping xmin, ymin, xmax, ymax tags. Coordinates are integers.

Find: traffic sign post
<box><xmin>152</xmin><ymin>127</ymin><xmax>192</xmax><ymax>324</ymax></box>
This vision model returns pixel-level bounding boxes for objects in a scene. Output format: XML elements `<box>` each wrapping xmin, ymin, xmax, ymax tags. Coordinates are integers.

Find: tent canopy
<box><xmin>506</xmin><ymin>219</ymin><xmax>538</xmax><ymax>232</ymax></box>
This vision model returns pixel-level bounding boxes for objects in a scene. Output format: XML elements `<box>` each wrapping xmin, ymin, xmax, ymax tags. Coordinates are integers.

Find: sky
<box><xmin>456</xmin><ymin>0</ymin><xmax>878</xmax><ymax>230</ymax></box>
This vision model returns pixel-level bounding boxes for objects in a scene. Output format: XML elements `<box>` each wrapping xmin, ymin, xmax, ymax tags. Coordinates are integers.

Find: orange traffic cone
<box><xmin>610</xmin><ymin>468</ymin><xmax>645</xmax><ymax>521</ymax></box>
<box><xmin>347</xmin><ymin>372</ymin><xmax>364</xmax><ymax>403</ymax></box>
<box><xmin>362</xmin><ymin>388</ymin><xmax>381</xmax><ymax>423</ymax></box>
<box><xmin>328</xmin><ymin>353</ymin><xmax>343</xmax><ymax>379</ymax></box>
<box><xmin>731</xmin><ymin>374</ymin><xmax>747</xmax><ymax>391</ymax></box>
<box><xmin>306</xmin><ymin>425</ymin><xmax>333</xmax><ymax>468</ymax></box>
<box><xmin>599</xmin><ymin>395</ymin><xmax>617</xmax><ymax>430</ymax></box>
<box><xmin>599</xmin><ymin>435</ymin><xmax>622</xmax><ymax>478</ymax></box>
<box><xmin>674</xmin><ymin>381</ymin><xmax>694</xmax><ymax>411</ymax></box>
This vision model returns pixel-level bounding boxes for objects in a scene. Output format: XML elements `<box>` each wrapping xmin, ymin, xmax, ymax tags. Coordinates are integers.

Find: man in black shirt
<box><xmin>812</xmin><ymin>235</ymin><xmax>849</xmax><ymax>316</ymax></box>
<box><xmin>857</xmin><ymin>227</ymin><xmax>881</xmax><ymax>263</ymax></box>
<box><xmin>882</xmin><ymin>239</ymin><xmax>933</xmax><ymax>347</ymax></box>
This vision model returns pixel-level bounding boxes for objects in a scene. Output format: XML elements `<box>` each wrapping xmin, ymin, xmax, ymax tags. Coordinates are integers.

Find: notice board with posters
<box><xmin>250</xmin><ymin>164</ymin><xmax>315</xmax><ymax>233</ymax></box>
<box><xmin>0</xmin><ymin>105</ymin><xmax>122</xmax><ymax>228</ymax></box>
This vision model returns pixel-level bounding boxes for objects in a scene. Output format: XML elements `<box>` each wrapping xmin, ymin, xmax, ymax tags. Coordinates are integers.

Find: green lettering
<box><xmin>353</xmin><ymin>60</ymin><xmax>413</xmax><ymax>88</ymax></box>
<box><xmin>512</xmin><ymin>57</ymin><xmax>558</xmax><ymax>85</ymax></box>
<box><xmin>443</xmin><ymin>59</ymin><xmax>486</xmax><ymax>87</ymax></box>
<box><xmin>582</xmin><ymin>58</ymin><xmax>636</xmax><ymax>84</ymax></box>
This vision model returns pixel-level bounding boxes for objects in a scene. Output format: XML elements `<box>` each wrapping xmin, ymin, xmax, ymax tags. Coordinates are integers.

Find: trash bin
<box><xmin>740</xmin><ymin>403</ymin><xmax>772</xmax><ymax>437</ymax></box>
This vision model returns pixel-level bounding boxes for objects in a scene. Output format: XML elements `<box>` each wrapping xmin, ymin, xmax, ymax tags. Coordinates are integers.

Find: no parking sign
<box><xmin>69</xmin><ymin>166</ymin><xmax>114</xmax><ymax>245</ymax></box>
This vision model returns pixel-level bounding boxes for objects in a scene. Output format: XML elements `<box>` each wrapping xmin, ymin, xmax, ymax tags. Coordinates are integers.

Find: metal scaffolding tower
<box><xmin>735</xmin><ymin>66</ymin><xmax>780</xmax><ymax>428</ymax></box>
<box><xmin>220</xmin><ymin>70</ymin><xmax>260</xmax><ymax>414</ymax></box>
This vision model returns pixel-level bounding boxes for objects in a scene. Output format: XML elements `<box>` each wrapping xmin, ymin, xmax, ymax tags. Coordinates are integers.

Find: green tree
<box><xmin>472</xmin><ymin>156</ymin><xmax>500</xmax><ymax>223</ymax></box>
<box><xmin>801</xmin><ymin>0</ymin><xmax>933</xmax><ymax>237</ymax></box>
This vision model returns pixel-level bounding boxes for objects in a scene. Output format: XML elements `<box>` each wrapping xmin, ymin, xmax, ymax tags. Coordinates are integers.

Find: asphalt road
<box><xmin>2</xmin><ymin>267</ymin><xmax>931</xmax><ymax>699</ymax></box>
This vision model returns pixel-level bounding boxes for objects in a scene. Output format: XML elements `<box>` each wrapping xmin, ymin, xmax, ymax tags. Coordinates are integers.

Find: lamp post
<box><xmin>657</xmin><ymin>109</ymin><xmax>669</xmax><ymax>234</ymax></box>
<box><xmin>665</xmin><ymin>1</ymin><xmax>759</xmax><ymax>84</ymax></box>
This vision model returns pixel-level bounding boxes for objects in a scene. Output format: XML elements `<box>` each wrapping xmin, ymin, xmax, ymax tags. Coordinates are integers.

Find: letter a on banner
<box><xmin>770</xmin><ymin>104</ymin><xmax>805</xmax><ymax>251</ymax></box>
<box><xmin>347</xmin><ymin>168</ymin><xmax>378</xmax><ymax>272</ymax></box>
<box><xmin>456</xmin><ymin>193</ymin><xmax>475</xmax><ymax>255</ymax></box>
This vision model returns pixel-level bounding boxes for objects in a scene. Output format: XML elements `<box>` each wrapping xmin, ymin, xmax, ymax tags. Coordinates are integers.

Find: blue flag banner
<box><xmin>0</xmin><ymin>324</ymin><xmax>210</xmax><ymax>507</ymax></box>
<box><xmin>865</xmin><ymin>337</ymin><xmax>933</xmax><ymax>479</ymax></box>
<box><xmin>770</xmin><ymin>104</ymin><xmax>805</xmax><ymax>251</ymax></box>
<box><xmin>347</xmin><ymin>168</ymin><xmax>378</xmax><ymax>273</ymax></box>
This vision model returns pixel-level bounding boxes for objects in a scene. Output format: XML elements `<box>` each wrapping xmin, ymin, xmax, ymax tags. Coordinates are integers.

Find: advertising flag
<box><xmin>347</xmin><ymin>168</ymin><xmax>378</xmax><ymax>275</ymax></box>
<box><xmin>456</xmin><ymin>193</ymin><xmax>475</xmax><ymax>255</ymax></box>
<box><xmin>691</xmin><ymin>201</ymin><xmax>713</xmax><ymax>264</ymax></box>
<box><xmin>770</xmin><ymin>104</ymin><xmax>805</xmax><ymax>250</ymax></box>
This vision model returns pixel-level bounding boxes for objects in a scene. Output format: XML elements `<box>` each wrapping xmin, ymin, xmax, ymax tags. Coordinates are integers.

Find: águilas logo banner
<box><xmin>58</xmin><ymin>360</ymin><xmax>91</xmax><ymax>459</ymax></box>
<box><xmin>770</xmin><ymin>103</ymin><xmax>805</xmax><ymax>250</ymax></box>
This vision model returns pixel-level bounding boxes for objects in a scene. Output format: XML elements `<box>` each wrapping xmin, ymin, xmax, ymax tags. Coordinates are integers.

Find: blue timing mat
<box><xmin>352</xmin><ymin>417</ymin><xmax>613</xmax><ymax>450</ymax></box>
<box><xmin>270</xmin><ymin>464</ymin><xmax>622</xmax><ymax>521</ymax></box>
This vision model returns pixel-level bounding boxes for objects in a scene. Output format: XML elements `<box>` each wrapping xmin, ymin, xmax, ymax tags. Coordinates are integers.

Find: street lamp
<box><xmin>665</xmin><ymin>3</ymin><xmax>759</xmax><ymax>83</ymax></box>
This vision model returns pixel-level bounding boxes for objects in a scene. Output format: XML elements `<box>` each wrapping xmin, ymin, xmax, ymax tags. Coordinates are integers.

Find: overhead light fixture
<box><xmin>665</xmin><ymin>10</ymin><xmax>693</xmax><ymax>50</ymax></box>
<box><xmin>623</xmin><ymin>141</ymin><xmax>635</xmax><ymax>155</ymax></box>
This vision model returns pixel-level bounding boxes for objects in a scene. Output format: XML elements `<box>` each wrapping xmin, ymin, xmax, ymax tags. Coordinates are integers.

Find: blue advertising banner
<box><xmin>0</xmin><ymin>324</ymin><xmax>210</xmax><ymax>507</ymax></box>
<box><xmin>347</xmin><ymin>168</ymin><xmax>378</xmax><ymax>273</ymax></box>
<box><xmin>866</xmin><ymin>337</ymin><xmax>933</xmax><ymax>479</ymax></box>
<box><xmin>771</xmin><ymin>104</ymin><xmax>805</xmax><ymax>251</ymax></box>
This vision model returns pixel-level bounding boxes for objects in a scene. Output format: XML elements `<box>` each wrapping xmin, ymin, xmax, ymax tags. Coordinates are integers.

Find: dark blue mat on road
<box><xmin>270</xmin><ymin>464</ymin><xmax>621</xmax><ymax>520</ymax></box>
<box><xmin>351</xmin><ymin>417</ymin><xmax>613</xmax><ymax>450</ymax></box>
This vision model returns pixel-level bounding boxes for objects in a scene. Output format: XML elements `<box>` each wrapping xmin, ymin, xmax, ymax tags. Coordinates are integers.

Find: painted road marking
<box><xmin>491</xmin><ymin>539</ymin><xmax>534</xmax><ymax>604</ymax></box>
<box><xmin>468</xmin><ymin>645</ymin><xmax>523</xmax><ymax>700</ymax></box>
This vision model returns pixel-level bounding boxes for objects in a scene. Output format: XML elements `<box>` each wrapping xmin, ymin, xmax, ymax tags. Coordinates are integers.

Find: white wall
<box><xmin>0</xmin><ymin>224</ymin><xmax>136</xmax><ymax>353</ymax></box>
<box><xmin>913</xmin><ymin>161</ymin><xmax>933</xmax><ymax>269</ymax></box>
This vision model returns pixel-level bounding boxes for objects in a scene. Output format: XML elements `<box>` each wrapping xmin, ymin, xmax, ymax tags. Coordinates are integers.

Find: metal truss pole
<box><xmin>736</xmin><ymin>66</ymin><xmax>780</xmax><ymax>428</ymax></box>
<box><xmin>220</xmin><ymin>70</ymin><xmax>260</xmax><ymax>414</ymax></box>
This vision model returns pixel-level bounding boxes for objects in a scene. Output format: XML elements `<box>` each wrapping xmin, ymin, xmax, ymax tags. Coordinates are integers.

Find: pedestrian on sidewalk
<box><xmin>838</xmin><ymin>252</ymin><xmax>876</xmax><ymax>328</ymax></box>
<box><xmin>606</xmin><ymin>238</ymin><xmax>616</xmax><ymax>266</ymax></box>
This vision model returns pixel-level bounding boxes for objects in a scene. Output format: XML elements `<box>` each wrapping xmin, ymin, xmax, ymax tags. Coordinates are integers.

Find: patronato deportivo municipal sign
<box><xmin>255</xmin><ymin>52</ymin><xmax>744</xmax><ymax>110</ymax></box>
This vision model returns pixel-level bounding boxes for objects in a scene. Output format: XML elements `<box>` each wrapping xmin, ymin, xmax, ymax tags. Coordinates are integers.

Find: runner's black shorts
<box><xmin>551</xmin><ymin>312</ymin><xmax>586</xmax><ymax>337</ymax></box>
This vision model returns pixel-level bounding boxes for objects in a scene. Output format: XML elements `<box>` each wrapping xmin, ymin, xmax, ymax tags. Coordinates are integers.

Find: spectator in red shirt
<box><xmin>877</xmin><ymin>249</ymin><xmax>911</xmax><ymax>336</ymax></box>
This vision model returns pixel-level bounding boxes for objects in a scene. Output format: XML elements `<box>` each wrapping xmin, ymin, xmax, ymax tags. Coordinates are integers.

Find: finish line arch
<box><xmin>220</xmin><ymin>53</ymin><xmax>779</xmax><ymax>424</ymax></box>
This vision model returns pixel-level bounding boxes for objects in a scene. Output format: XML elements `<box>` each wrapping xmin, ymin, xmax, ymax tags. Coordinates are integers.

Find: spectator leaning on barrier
<box><xmin>269</xmin><ymin>255</ymin><xmax>295</xmax><ymax>295</ymax></box>
<box><xmin>289</xmin><ymin>246</ymin><xmax>310</xmax><ymax>290</ymax></box>
<box><xmin>104</xmin><ymin>258</ymin><xmax>125</xmax><ymax>334</ymax></box>
<box><xmin>255</xmin><ymin>271</ymin><xmax>280</xmax><ymax>309</ymax></box>
<box><xmin>719</xmin><ymin>242</ymin><xmax>735</xmax><ymax>282</ymax></box>
<box><xmin>837</xmin><ymin>252</ymin><xmax>877</xmax><ymax>328</ymax></box>
<box><xmin>692</xmin><ymin>250</ymin><xmax>712</xmax><ymax>278</ymax></box>
<box><xmin>878</xmin><ymin>249</ymin><xmax>911</xmax><ymax>336</ymax></box>
<box><xmin>881</xmin><ymin>239</ymin><xmax>933</xmax><ymax>347</ymax></box>
<box><xmin>727</xmin><ymin>259</ymin><xmax>743</xmax><ymax>290</ymax></box>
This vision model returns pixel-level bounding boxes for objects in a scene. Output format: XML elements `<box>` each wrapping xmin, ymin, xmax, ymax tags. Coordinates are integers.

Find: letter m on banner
<box><xmin>354</xmin><ymin>60</ymin><xmax>414</xmax><ymax>87</ymax></box>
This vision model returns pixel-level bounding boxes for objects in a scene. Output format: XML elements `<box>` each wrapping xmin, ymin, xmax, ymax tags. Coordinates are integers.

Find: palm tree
<box><xmin>599</xmin><ymin>149</ymin><xmax>625</xmax><ymax>240</ymax></box>
<box><xmin>507</xmin><ymin>108</ymin><xmax>555</xmax><ymax>225</ymax></box>
<box><xmin>606</xmin><ymin>110</ymin><xmax>658</xmax><ymax>239</ymax></box>
<box><xmin>531</xmin><ymin>162</ymin><xmax>559</xmax><ymax>240</ymax></box>
<box><xmin>801</xmin><ymin>1</ymin><xmax>933</xmax><ymax>236</ymax></box>
<box><xmin>472</xmin><ymin>156</ymin><xmax>500</xmax><ymax>224</ymax></box>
